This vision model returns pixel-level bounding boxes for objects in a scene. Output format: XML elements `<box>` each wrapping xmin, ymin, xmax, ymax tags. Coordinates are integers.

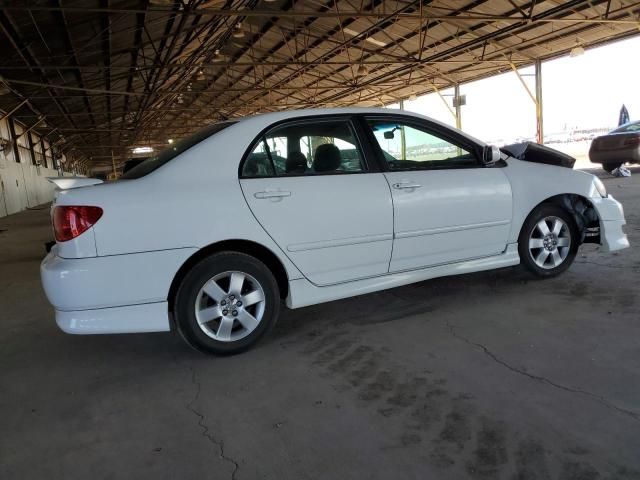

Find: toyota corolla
<box><xmin>41</xmin><ymin>108</ymin><xmax>629</xmax><ymax>354</ymax></box>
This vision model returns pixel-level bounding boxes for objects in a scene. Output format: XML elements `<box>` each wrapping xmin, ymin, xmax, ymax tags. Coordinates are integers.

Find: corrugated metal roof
<box><xmin>1</xmin><ymin>0</ymin><xmax>638</xmax><ymax>168</ymax></box>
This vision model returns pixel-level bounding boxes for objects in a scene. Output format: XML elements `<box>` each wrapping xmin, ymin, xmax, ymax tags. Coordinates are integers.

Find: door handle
<box><xmin>254</xmin><ymin>190</ymin><xmax>292</xmax><ymax>199</ymax></box>
<box><xmin>392</xmin><ymin>182</ymin><xmax>422</xmax><ymax>190</ymax></box>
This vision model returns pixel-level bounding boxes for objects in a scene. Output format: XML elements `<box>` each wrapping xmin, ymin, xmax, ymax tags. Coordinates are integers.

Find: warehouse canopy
<box><xmin>1</xmin><ymin>0</ymin><xmax>639</xmax><ymax>169</ymax></box>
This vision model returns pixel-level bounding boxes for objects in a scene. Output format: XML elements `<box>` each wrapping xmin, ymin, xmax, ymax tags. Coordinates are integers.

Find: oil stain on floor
<box><xmin>295</xmin><ymin>324</ymin><xmax>640</xmax><ymax>480</ymax></box>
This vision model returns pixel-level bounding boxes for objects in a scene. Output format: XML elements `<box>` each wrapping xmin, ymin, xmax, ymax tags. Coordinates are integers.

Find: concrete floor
<box><xmin>1</xmin><ymin>168</ymin><xmax>639</xmax><ymax>480</ymax></box>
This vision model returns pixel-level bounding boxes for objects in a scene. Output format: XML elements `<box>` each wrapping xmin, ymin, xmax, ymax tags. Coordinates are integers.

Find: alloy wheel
<box><xmin>194</xmin><ymin>271</ymin><xmax>266</xmax><ymax>342</ymax></box>
<box><xmin>528</xmin><ymin>216</ymin><xmax>572</xmax><ymax>269</ymax></box>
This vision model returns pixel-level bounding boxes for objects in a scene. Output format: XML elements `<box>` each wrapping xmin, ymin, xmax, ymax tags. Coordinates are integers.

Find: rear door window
<box><xmin>241</xmin><ymin>118</ymin><xmax>366</xmax><ymax>177</ymax></box>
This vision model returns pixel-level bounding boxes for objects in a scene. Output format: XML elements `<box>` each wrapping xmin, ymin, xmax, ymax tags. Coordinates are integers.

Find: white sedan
<box><xmin>41</xmin><ymin>108</ymin><xmax>629</xmax><ymax>354</ymax></box>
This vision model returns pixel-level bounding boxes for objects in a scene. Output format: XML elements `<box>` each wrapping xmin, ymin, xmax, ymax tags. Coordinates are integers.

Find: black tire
<box><xmin>518</xmin><ymin>204</ymin><xmax>579</xmax><ymax>278</ymax></box>
<box><xmin>174</xmin><ymin>252</ymin><xmax>280</xmax><ymax>355</ymax></box>
<box><xmin>603</xmin><ymin>162</ymin><xmax>622</xmax><ymax>173</ymax></box>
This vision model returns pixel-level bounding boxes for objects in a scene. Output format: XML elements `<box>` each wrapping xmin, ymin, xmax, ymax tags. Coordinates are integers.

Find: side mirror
<box><xmin>482</xmin><ymin>145</ymin><xmax>501</xmax><ymax>165</ymax></box>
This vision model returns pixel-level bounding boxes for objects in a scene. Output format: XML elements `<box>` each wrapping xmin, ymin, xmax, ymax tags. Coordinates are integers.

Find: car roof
<box><xmin>234</xmin><ymin>107</ymin><xmax>423</xmax><ymax>124</ymax></box>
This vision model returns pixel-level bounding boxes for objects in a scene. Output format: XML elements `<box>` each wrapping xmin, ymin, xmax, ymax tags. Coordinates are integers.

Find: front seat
<box><xmin>313</xmin><ymin>144</ymin><xmax>342</xmax><ymax>173</ymax></box>
<box><xmin>285</xmin><ymin>151</ymin><xmax>307</xmax><ymax>174</ymax></box>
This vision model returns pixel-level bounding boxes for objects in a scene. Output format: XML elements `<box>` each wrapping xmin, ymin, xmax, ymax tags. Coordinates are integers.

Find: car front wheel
<box><xmin>518</xmin><ymin>204</ymin><xmax>579</xmax><ymax>278</ymax></box>
<box><xmin>174</xmin><ymin>252</ymin><xmax>280</xmax><ymax>355</ymax></box>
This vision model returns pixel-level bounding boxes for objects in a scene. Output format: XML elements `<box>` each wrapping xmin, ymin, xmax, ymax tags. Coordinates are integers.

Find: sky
<box><xmin>399</xmin><ymin>35</ymin><xmax>640</xmax><ymax>144</ymax></box>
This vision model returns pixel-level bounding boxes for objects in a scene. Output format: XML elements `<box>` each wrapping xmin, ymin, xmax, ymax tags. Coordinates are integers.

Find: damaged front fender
<box><xmin>555</xmin><ymin>194</ymin><xmax>600</xmax><ymax>245</ymax></box>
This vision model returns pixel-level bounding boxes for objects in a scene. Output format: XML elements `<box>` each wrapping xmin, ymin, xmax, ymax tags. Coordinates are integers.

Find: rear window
<box><xmin>121</xmin><ymin>121</ymin><xmax>236</xmax><ymax>179</ymax></box>
<box><xmin>611</xmin><ymin>121</ymin><xmax>640</xmax><ymax>134</ymax></box>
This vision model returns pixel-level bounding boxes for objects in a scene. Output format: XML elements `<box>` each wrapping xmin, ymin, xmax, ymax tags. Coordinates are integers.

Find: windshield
<box><xmin>610</xmin><ymin>121</ymin><xmax>640</xmax><ymax>134</ymax></box>
<box><xmin>121</xmin><ymin>121</ymin><xmax>236</xmax><ymax>179</ymax></box>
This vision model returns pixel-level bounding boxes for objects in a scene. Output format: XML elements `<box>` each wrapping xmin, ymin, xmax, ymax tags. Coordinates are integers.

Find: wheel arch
<box><xmin>167</xmin><ymin>239</ymin><xmax>290</xmax><ymax>315</ymax></box>
<box><xmin>521</xmin><ymin>193</ymin><xmax>600</xmax><ymax>245</ymax></box>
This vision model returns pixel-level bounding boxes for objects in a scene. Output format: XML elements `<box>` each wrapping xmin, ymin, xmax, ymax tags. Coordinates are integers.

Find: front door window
<box><xmin>366</xmin><ymin>120</ymin><xmax>478</xmax><ymax>170</ymax></box>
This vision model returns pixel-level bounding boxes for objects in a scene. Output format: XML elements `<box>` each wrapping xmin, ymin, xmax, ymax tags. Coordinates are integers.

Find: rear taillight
<box><xmin>623</xmin><ymin>135</ymin><xmax>640</xmax><ymax>147</ymax></box>
<box><xmin>53</xmin><ymin>206</ymin><xmax>103</xmax><ymax>242</ymax></box>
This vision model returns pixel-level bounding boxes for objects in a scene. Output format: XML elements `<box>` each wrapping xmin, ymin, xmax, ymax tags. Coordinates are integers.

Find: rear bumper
<box><xmin>41</xmin><ymin>246</ymin><xmax>197</xmax><ymax>334</ymax></box>
<box><xmin>591</xmin><ymin>195</ymin><xmax>629</xmax><ymax>252</ymax></box>
<box><xmin>56</xmin><ymin>302</ymin><xmax>170</xmax><ymax>334</ymax></box>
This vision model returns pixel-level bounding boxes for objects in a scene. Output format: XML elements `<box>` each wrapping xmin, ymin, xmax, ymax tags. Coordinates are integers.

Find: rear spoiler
<box><xmin>47</xmin><ymin>177</ymin><xmax>104</xmax><ymax>190</ymax></box>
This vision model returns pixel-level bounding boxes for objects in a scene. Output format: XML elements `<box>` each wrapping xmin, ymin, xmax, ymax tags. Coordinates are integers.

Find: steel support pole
<box><xmin>399</xmin><ymin>99</ymin><xmax>406</xmax><ymax>160</ymax></box>
<box><xmin>16</xmin><ymin>116</ymin><xmax>46</xmax><ymax>140</ymax></box>
<box><xmin>432</xmin><ymin>84</ymin><xmax>457</xmax><ymax>123</ymax></box>
<box><xmin>27</xmin><ymin>131</ymin><xmax>37</xmax><ymax>166</ymax></box>
<box><xmin>42</xmin><ymin>128</ymin><xmax>60</xmax><ymax>153</ymax></box>
<box><xmin>454</xmin><ymin>84</ymin><xmax>462</xmax><ymax>130</ymax></box>
<box><xmin>509</xmin><ymin>61</ymin><xmax>543</xmax><ymax>143</ymax></box>
<box><xmin>535</xmin><ymin>59</ymin><xmax>544</xmax><ymax>144</ymax></box>
<box><xmin>111</xmin><ymin>150</ymin><xmax>117</xmax><ymax>179</ymax></box>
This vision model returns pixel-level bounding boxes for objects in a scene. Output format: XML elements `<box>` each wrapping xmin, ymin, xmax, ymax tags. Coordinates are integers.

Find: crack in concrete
<box><xmin>185</xmin><ymin>363</ymin><xmax>240</xmax><ymax>480</ymax></box>
<box><xmin>445</xmin><ymin>320</ymin><xmax>640</xmax><ymax>423</ymax></box>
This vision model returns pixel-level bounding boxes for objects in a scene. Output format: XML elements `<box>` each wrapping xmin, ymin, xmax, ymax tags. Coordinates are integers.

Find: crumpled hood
<box><xmin>502</xmin><ymin>142</ymin><xmax>576</xmax><ymax>169</ymax></box>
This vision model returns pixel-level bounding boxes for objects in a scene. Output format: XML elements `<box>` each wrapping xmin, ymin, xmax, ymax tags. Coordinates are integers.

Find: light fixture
<box><xmin>569</xmin><ymin>40</ymin><xmax>585</xmax><ymax>57</ymax></box>
<box><xmin>168</xmin><ymin>139</ymin><xmax>174</xmax><ymax>144</ymax></box>
<box><xmin>177</xmin><ymin>95</ymin><xmax>184</xmax><ymax>104</ymax></box>
<box><xmin>197</xmin><ymin>69</ymin><xmax>205</xmax><ymax>81</ymax></box>
<box><xmin>132</xmin><ymin>146</ymin><xmax>154</xmax><ymax>154</ymax></box>
<box><xmin>357</xmin><ymin>64</ymin><xmax>369</xmax><ymax>76</ymax></box>
<box><xmin>343</xmin><ymin>28</ymin><xmax>387</xmax><ymax>48</ymax></box>
<box><xmin>232</xmin><ymin>23</ymin><xmax>245</xmax><ymax>38</ymax></box>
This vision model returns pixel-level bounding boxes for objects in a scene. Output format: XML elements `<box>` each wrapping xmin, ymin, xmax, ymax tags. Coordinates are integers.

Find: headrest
<box><xmin>314</xmin><ymin>143</ymin><xmax>341</xmax><ymax>172</ymax></box>
<box><xmin>285</xmin><ymin>151</ymin><xmax>307</xmax><ymax>174</ymax></box>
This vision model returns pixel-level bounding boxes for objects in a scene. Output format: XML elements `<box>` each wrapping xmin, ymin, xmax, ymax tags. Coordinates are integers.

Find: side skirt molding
<box><xmin>286</xmin><ymin>244</ymin><xmax>520</xmax><ymax>309</ymax></box>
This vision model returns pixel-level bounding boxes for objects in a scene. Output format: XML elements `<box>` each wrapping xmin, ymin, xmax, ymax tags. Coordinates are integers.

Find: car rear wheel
<box><xmin>603</xmin><ymin>162</ymin><xmax>622</xmax><ymax>173</ymax></box>
<box><xmin>518</xmin><ymin>204</ymin><xmax>578</xmax><ymax>278</ymax></box>
<box><xmin>174</xmin><ymin>252</ymin><xmax>280</xmax><ymax>355</ymax></box>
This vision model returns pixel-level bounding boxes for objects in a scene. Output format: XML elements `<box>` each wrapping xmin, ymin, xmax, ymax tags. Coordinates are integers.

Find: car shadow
<box><xmin>272</xmin><ymin>265</ymin><xmax>531</xmax><ymax>340</ymax></box>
